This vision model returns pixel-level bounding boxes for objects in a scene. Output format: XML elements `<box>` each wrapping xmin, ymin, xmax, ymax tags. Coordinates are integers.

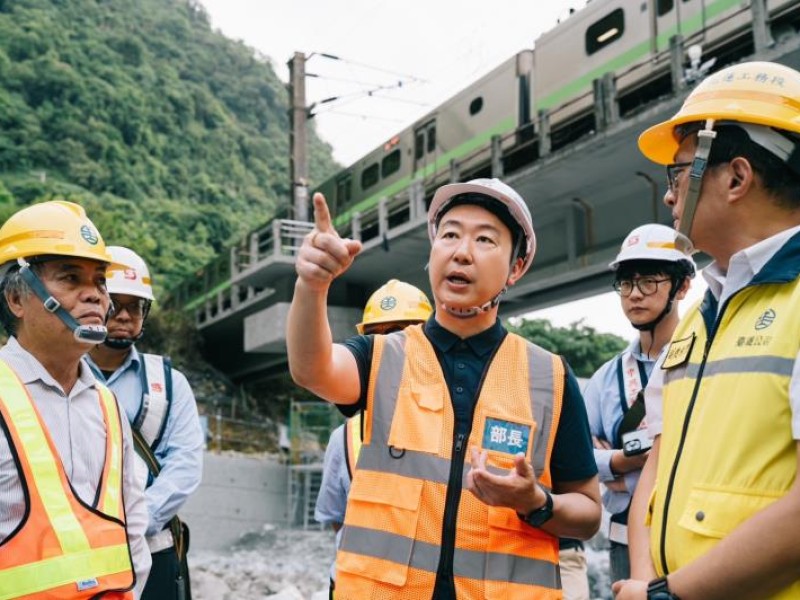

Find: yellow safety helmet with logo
<box><xmin>0</xmin><ymin>200</ymin><xmax>111</xmax><ymax>266</ymax></box>
<box><xmin>639</xmin><ymin>61</ymin><xmax>800</xmax><ymax>165</ymax></box>
<box><xmin>0</xmin><ymin>201</ymin><xmax>112</xmax><ymax>343</ymax></box>
<box><xmin>356</xmin><ymin>279</ymin><xmax>433</xmax><ymax>334</ymax></box>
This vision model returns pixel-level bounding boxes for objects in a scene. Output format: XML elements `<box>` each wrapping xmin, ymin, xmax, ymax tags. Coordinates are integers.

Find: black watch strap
<box><xmin>518</xmin><ymin>488</ymin><xmax>553</xmax><ymax>528</ymax></box>
<box><xmin>647</xmin><ymin>576</ymin><xmax>681</xmax><ymax>600</ymax></box>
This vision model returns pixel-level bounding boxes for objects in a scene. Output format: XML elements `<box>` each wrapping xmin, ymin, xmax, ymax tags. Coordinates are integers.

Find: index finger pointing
<box><xmin>313</xmin><ymin>192</ymin><xmax>335</xmax><ymax>234</ymax></box>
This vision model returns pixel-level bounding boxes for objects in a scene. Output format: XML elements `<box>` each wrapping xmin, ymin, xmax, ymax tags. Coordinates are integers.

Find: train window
<box><xmin>361</xmin><ymin>163</ymin><xmax>380</xmax><ymax>190</ymax></box>
<box><xmin>469</xmin><ymin>97</ymin><xmax>483</xmax><ymax>116</ymax></box>
<box><xmin>427</xmin><ymin>124</ymin><xmax>436</xmax><ymax>153</ymax></box>
<box><xmin>415</xmin><ymin>131</ymin><xmax>425</xmax><ymax>160</ymax></box>
<box><xmin>585</xmin><ymin>8</ymin><xmax>625</xmax><ymax>55</ymax></box>
<box><xmin>336</xmin><ymin>175</ymin><xmax>352</xmax><ymax>205</ymax></box>
<box><xmin>381</xmin><ymin>150</ymin><xmax>401</xmax><ymax>178</ymax></box>
<box><xmin>657</xmin><ymin>0</ymin><xmax>674</xmax><ymax>16</ymax></box>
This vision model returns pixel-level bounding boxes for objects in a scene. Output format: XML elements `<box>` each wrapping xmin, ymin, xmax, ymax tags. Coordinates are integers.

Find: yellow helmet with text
<box><xmin>639</xmin><ymin>61</ymin><xmax>800</xmax><ymax>165</ymax></box>
<box><xmin>357</xmin><ymin>279</ymin><xmax>432</xmax><ymax>334</ymax></box>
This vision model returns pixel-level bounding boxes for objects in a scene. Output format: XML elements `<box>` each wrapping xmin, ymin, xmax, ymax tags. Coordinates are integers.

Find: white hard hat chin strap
<box><xmin>679</xmin><ymin>119</ymin><xmax>717</xmax><ymax>240</ymax></box>
<box><xmin>442</xmin><ymin>286</ymin><xmax>507</xmax><ymax>319</ymax></box>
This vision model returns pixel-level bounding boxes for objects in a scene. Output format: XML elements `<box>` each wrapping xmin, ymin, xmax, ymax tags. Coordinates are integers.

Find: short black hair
<box><xmin>677</xmin><ymin>122</ymin><xmax>800</xmax><ymax>209</ymax></box>
<box><xmin>615</xmin><ymin>259</ymin><xmax>693</xmax><ymax>282</ymax></box>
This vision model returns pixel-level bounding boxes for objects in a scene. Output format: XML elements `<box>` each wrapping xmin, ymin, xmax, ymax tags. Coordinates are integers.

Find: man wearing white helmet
<box><xmin>583</xmin><ymin>224</ymin><xmax>694</xmax><ymax>591</ymax></box>
<box><xmin>615</xmin><ymin>61</ymin><xmax>800</xmax><ymax>600</ymax></box>
<box><xmin>0</xmin><ymin>202</ymin><xmax>150</xmax><ymax>597</ymax></box>
<box><xmin>288</xmin><ymin>179</ymin><xmax>600</xmax><ymax>599</ymax></box>
<box><xmin>87</xmin><ymin>246</ymin><xmax>203</xmax><ymax>600</ymax></box>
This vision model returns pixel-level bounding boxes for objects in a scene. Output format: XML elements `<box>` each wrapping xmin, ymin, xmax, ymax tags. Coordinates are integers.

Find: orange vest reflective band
<box><xmin>0</xmin><ymin>360</ymin><xmax>135</xmax><ymax>599</ymax></box>
<box><xmin>344</xmin><ymin>412</ymin><xmax>363</xmax><ymax>479</ymax></box>
<box><xmin>336</xmin><ymin>325</ymin><xmax>565</xmax><ymax>600</ymax></box>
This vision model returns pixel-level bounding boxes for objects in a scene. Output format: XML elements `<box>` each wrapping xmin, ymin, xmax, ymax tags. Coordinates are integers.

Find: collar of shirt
<box><xmin>625</xmin><ymin>337</ymin><xmax>651</xmax><ymax>363</ymax></box>
<box><xmin>84</xmin><ymin>345</ymin><xmax>142</xmax><ymax>385</ymax></box>
<box><xmin>703</xmin><ymin>224</ymin><xmax>800</xmax><ymax>309</ymax></box>
<box><xmin>0</xmin><ymin>335</ymin><xmax>97</xmax><ymax>397</ymax></box>
<box><xmin>424</xmin><ymin>317</ymin><xmax>505</xmax><ymax>358</ymax></box>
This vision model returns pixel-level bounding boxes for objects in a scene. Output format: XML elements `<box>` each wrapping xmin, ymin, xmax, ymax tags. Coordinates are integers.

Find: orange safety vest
<box><xmin>0</xmin><ymin>360</ymin><xmax>135</xmax><ymax>599</ymax></box>
<box><xmin>336</xmin><ymin>325</ymin><xmax>564</xmax><ymax>600</ymax></box>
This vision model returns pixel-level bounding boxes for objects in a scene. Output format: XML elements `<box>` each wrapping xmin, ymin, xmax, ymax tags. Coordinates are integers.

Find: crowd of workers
<box><xmin>1</xmin><ymin>57</ymin><xmax>799</xmax><ymax>600</ymax></box>
<box><xmin>292</xmin><ymin>59</ymin><xmax>800</xmax><ymax>600</ymax></box>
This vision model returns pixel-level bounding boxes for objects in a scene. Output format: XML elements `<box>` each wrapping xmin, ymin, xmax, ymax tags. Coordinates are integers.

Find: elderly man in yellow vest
<box><xmin>0</xmin><ymin>201</ymin><xmax>150</xmax><ymax>597</ymax></box>
<box><xmin>615</xmin><ymin>61</ymin><xmax>800</xmax><ymax>600</ymax></box>
<box><xmin>289</xmin><ymin>178</ymin><xmax>601</xmax><ymax>600</ymax></box>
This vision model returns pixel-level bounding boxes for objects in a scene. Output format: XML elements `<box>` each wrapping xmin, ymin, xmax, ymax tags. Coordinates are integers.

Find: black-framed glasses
<box><xmin>666</xmin><ymin>161</ymin><xmax>692</xmax><ymax>193</ymax></box>
<box><xmin>613</xmin><ymin>277</ymin><xmax>671</xmax><ymax>297</ymax></box>
<box><xmin>111</xmin><ymin>298</ymin><xmax>148</xmax><ymax>318</ymax></box>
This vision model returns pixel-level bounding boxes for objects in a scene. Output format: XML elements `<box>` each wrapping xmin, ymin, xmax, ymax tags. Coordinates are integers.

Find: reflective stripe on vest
<box><xmin>0</xmin><ymin>360</ymin><xmax>134</xmax><ymax>599</ymax></box>
<box><xmin>344</xmin><ymin>412</ymin><xmax>363</xmax><ymax>479</ymax></box>
<box><xmin>653</xmin><ymin>281</ymin><xmax>800</xmax><ymax>600</ymax></box>
<box><xmin>336</xmin><ymin>325</ymin><xmax>564</xmax><ymax>600</ymax></box>
<box><xmin>134</xmin><ymin>353</ymin><xmax>171</xmax><ymax>449</ymax></box>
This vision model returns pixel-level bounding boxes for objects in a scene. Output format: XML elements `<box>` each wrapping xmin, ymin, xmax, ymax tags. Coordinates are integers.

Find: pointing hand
<box><xmin>295</xmin><ymin>193</ymin><xmax>362</xmax><ymax>291</ymax></box>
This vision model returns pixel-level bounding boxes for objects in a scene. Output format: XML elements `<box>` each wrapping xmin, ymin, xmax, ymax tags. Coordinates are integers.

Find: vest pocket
<box><xmin>677</xmin><ymin>486</ymin><xmax>781</xmax><ymax>539</ymax></box>
<box><xmin>337</xmin><ymin>470</ymin><xmax>424</xmax><ymax>588</ymax></box>
<box><xmin>388</xmin><ymin>383</ymin><xmax>444</xmax><ymax>454</ymax></box>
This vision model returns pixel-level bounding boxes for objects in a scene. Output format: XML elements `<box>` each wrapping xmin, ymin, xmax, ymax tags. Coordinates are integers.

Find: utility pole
<box><xmin>287</xmin><ymin>52</ymin><xmax>309</xmax><ymax>221</ymax></box>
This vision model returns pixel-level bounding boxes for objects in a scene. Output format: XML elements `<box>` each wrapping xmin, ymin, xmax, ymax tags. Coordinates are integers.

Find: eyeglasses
<box><xmin>612</xmin><ymin>277</ymin><xmax>671</xmax><ymax>297</ymax></box>
<box><xmin>111</xmin><ymin>298</ymin><xmax>148</xmax><ymax>318</ymax></box>
<box><xmin>666</xmin><ymin>161</ymin><xmax>692</xmax><ymax>193</ymax></box>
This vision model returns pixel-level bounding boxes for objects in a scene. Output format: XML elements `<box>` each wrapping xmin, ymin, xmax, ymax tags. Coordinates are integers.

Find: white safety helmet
<box><xmin>609</xmin><ymin>224</ymin><xmax>696</xmax><ymax>274</ymax></box>
<box><xmin>106</xmin><ymin>246</ymin><xmax>155</xmax><ymax>301</ymax></box>
<box><xmin>428</xmin><ymin>178</ymin><xmax>536</xmax><ymax>277</ymax></box>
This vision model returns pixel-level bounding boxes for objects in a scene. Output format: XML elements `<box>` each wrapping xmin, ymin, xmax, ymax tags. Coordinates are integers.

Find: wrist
<box><xmin>517</xmin><ymin>487</ymin><xmax>553</xmax><ymax>528</ymax></box>
<box><xmin>647</xmin><ymin>576</ymin><xmax>681</xmax><ymax>600</ymax></box>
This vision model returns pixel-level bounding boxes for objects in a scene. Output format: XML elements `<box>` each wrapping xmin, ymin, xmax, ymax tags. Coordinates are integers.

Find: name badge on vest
<box><xmin>662</xmin><ymin>333</ymin><xmax>696</xmax><ymax>370</ymax></box>
<box><xmin>76</xmin><ymin>578</ymin><xmax>99</xmax><ymax>592</ymax></box>
<box><xmin>481</xmin><ymin>417</ymin><xmax>531</xmax><ymax>456</ymax></box>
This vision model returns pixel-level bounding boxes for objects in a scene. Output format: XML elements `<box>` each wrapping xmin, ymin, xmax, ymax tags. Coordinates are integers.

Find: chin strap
<box><xmin>441</xmin><ymin>287</ymin><xmax>507</xmax><ymax>319</ymax></box>
<box><xmin>103</xmin><ymin>329</ymin><xmax>144</xmax><ymax>350</ymax></box>
<box><xmin>679</xmin><ymin>118</ymin><xmax>717</xmax><ymax>240</ymax></box>
<box><xmin>17</xmin><ymin>259</ymin><xmax>107</xmax><ymax>344</ymax></box>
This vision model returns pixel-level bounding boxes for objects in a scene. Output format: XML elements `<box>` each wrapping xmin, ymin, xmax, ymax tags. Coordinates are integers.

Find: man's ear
<box><xmin>675</xmin><ymin>276</ymin><xmax>691</xmax><ymax>301</ymax></box>
<box><xmin>507</xmin><ymin>257</ymin><xmax>525</xmax><ymax>286</ymax></box>
<box><xmin>5</xmin><ymin>288</ymin><xmax>24</xmax><ymax>319</ymax></box>
<box><xmin>728</xmin><ymin>157</ymin><xmax>754</xmax><ymax>200</ymax></box>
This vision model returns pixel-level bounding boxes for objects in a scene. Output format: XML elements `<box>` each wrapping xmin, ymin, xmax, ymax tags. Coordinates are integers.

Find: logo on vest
<box><xmin>482</xmin><ymin>417</ymin><xmax>531</xmax><ymax>456</ymax></box>
<box><xmin>151</xmin><ymin>382</ymin><xmax>163</xmax><ymax>393</ymax></box>
<box><xmin>755</xmin><ymin>308</ymin><xmax>776</xmax><ymax>330</ymax></box>
<box><xmin>76</xmin><ymin>578</ymin><xmax>99</xmax><ymax>591</ymax></box>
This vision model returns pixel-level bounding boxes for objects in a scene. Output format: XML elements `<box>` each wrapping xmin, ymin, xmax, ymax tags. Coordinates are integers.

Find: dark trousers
<box><xmin>142</xmin><ymin>547</ymin><xmax>192</xmax><ymax>600</ymax></box>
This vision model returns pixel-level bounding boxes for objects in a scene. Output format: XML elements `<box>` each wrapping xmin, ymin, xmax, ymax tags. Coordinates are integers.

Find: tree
<box><xmin>507</xmin><ymin>318</ymin><xmax>627</xmax><ymax>378</ymax></box>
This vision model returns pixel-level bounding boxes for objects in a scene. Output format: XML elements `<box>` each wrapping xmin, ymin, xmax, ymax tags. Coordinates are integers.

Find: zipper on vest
<box><xmin>435</xmin><ymin>430</ymin><xmax>469</xmax><ymax>594</ymax></box>
<box><xmin>657</xmin><ymin>295</ymin><xmax>728</xmax><ymax>574</ymax></box>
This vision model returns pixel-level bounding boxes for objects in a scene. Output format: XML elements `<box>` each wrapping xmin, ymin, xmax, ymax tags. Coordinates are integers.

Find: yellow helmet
<box><xmin>639</xmin><ymin>61</ymin><xmax>800</xmax><ymax>165</ymax></box>
<box><xmin>356</xmin><ymin>279</ymin><xmax>433</xmax><ymax>334</ymax></box>
<box><xmin>0</xmin><ymin>201</ymin><xmax>111</xmax><ymax>266</ymax></box>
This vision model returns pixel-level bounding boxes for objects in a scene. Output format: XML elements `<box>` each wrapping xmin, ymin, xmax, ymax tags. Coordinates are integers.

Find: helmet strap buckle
<box><xmin>43</xmin><ymin>296</ymin><xmax>61</xmax><ymax>313</ymax></box>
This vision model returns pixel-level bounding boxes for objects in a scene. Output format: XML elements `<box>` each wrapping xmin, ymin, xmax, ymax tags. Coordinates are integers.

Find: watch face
<box><xmin>649</xmin><ymin>593</ymin><xmax>675</xmax><ymax>600</ymax></box>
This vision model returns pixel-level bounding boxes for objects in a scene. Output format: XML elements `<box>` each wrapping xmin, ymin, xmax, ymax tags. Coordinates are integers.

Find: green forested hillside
<box><xmin>0</xmin><ymin>0</ymin><xmax>338</xmax><ymax>289</ymax></box>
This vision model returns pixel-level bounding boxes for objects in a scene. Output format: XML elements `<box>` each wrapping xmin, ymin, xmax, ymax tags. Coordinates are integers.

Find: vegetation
<box><xmin>0</xmin><ymin>0</ymin><xmax>338</xmax><ymax>291</ymax></box>
<box><xmin>507</xmin><ymin>318</ymin><xmax>628</xmax><ymax>378</ymax></box>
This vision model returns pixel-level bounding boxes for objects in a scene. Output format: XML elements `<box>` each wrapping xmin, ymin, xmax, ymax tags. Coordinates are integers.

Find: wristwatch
<box><xmin>517</xmin><ymin>488</ymin><xmax>553</xmax><ymax>527</ymax></box>
<box><xmin>647</xmin><ymin>577</ymin><xmax>681</xmax><ymax>600</ymax></box>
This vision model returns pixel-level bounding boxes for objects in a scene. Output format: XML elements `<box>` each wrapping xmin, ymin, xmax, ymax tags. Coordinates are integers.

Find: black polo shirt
<box><xmin>341</xmin><ymin>317</ymin><xmax>597</xmax><ymax>483</ymax></box>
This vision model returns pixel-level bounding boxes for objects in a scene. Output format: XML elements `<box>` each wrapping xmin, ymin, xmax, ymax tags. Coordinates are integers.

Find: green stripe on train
<box><xmin>539</xmin><ymin>0</ymin><xmax>742</xmax><ymax>110</ymax></box>
<box><xmin>332</xmin><ymin>116</ymin><xmax>516</xmax><ymax>227</ymax></box>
